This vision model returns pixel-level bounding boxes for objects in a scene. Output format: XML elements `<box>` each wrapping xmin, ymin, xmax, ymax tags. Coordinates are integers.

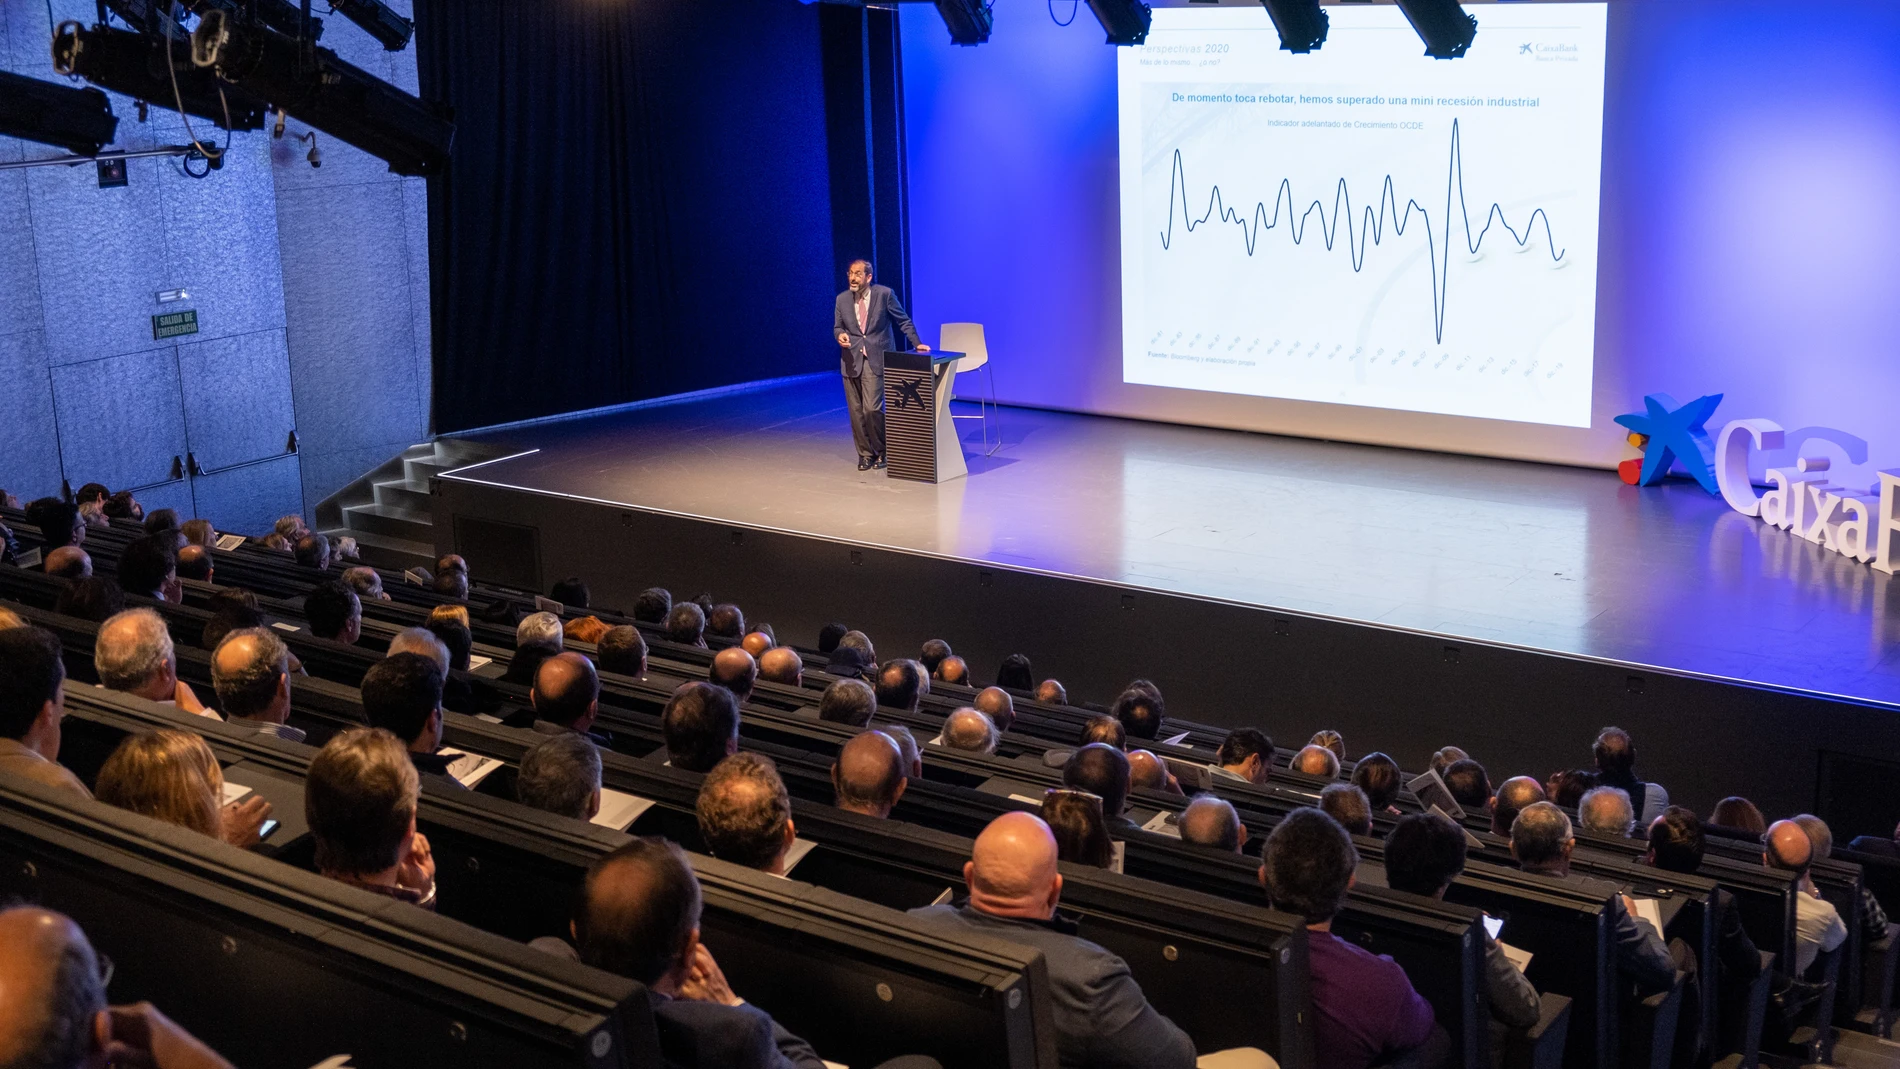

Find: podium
<box><xmin>882</xmin><ymin>349</ymin><xmax>967</xmax><ymax>483</ymax></box>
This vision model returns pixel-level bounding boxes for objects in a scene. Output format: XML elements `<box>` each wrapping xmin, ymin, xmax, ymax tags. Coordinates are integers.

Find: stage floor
<box><xmin>446</xmin><ymin>374</ymin><xmax>1900</xmax><ymax>707</ymax></box>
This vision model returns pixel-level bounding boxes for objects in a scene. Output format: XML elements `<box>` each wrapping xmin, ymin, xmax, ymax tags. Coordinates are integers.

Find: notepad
<box><xmin>1109</xmin><ymin>840</ymin><xmax>1126</xmax><ymax>874</ymax></box>
<box><xmin>930</xmin><ymin>887</ymin><xmax>956</xmax><ymax>907</ymax></box>
<box><xmin>270</xmin><ymin>622</ymin><xmax>301</xmax><ymax>632</ymax></box>
<box><xmin>926</xmin><ymin>734</ymin><xmax>944</xmax><ymax>747</ymax></box>
<box><xmin>1159</xmin><ymin>731</ymin><xmax>1191</xmax><ymax>747</ymax></box>
<box><xmin>215</xmin><ymin>534</ymin><xmax>247</xmax><ymax>551</ymax></box>
<box><xmin>474</xmin><ymin>713</ymin><xmax>504</xmax><ymax>724</ymax></box>
<box><xmin>1498</xmin><ymin>940</ymin><xmax>1534</xmax><ymax>974</ymax></box>
<box><xmin>221</xmin><ymin>780</ymin><xmax>253</xmax><ymax>806</ymax></box>
<box><xmin>1630</xmin><ymin>896</ymin><xmax>1666</xmax><ymax>933</ymax></box>
<box><xmin>590</xmin><ymin>788</ymin><xmax>657</xmax><ymax>831</ymax></box>
<box><xmin>1008</xmin><ymin>793</ymin><xmax>1045</xmax><ymax>807</ymax></box>
<box><xmin>780</xmin><ymin>838</ymin><xmax>818</xmax><ymax>875</ymax></box>
<box><xmin>1142</xmin><ymin>810</ymin><xmax>1182</xmax><ymax>838</ymax></box>
<box><xmin>466</xmin><ymin>655</ymin><xmax>493</xmax><ymax>671</ymax></box>
<box><xmin>437</xmin><ymin>748</ymin><xmax>504</xmax><ymax>789</ymax></box>
<box><xmin>16</xmin><ymin>548</ymin><xmax>41</xmax><ymax>569</ymax></box>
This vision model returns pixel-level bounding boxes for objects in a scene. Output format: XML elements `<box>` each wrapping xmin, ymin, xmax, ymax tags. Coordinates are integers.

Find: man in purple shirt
<box><xmin>1260</xmin><ymin>808</ymin><xmax>1448</xmax><ymax>1069</ymax></box>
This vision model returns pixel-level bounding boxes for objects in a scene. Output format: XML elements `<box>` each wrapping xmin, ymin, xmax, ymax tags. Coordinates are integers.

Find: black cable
<box><xmin>1049</xmin><ymin>0</ymin><xmax>1079</xmax><ymax>26</ymax></box>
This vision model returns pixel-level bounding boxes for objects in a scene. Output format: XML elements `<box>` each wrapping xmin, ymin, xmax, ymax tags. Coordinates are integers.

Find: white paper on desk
<box><xmin>1159</xmin><ymin>731</ymin><xmax>1191</xmax><ymax>747</ymax></box>
<box><xmin>1109</xmin><ymin>840</ymin><xmax>1126</xmax><ymax>874</ymax></box>
<box><xmin>534</xmin><ymin>596</ymin><xmax>563</xmax><ymax>614</ymax></box>
<box><xmin>1498</xmin><ymin>940</ymin><xmax>1534</xmax><ymax>974</ymax></box>
<box><xmin>1008</xmin><ymin>793</ymin><xmax>1045</xmax><ymax>807</ymax></box>
<box><xmin>437</xmin><ymin>748</ymin><xmax>504</xmax><ymax>789</ymax></box>
<box><xmin>780</xmin><ymin>838</ymin><xmax>819</xmax><ymax>875</ymax></box>
<box><xmin>270</xmin><ymin>622</ymin><xmax>300</xmax><ymax>632</ymax></box>
<box><xmin>16</xmin><ymin>548</ymin><xmax>41</xmax><ymax>569</ymax></box>
<box><xmin>821</xmin><ymin>1061</ymin><xmax>849</xmax><ymax>1069</ymax></box>
<box><xmin>926</xmin><ymin>734</ymin><xmax>944</xmax><ymax>747</ymax></box>
<box><xmin>1631</xmin><ymin>896</ymin><xmax>1666</xmax><ymax>933</ymax></box>
<box><xmin>1482</xmin><ymin>914</ymin><xmax>1504</xmax><ymax>941</ymax></box>
<box><xmin>591</xmin><ymin>788</ymin><xmax>657</xmax><ymax>831</ymax></box>
<box><xmin>474</xmin><ymin>713</ymin><xmax>504</xmax><ymax>724</ymax></box>
<box><xmin>214</xmin><ymin>534</ymin><xmax>246</xmax><ymax>552</ymax></box>
<box><xmin>930</xmin><ymin>886</ymin><xmax>956</xmax><ymax>907</ymax></box>
<box><xmin>466</xmin><ymin>655</ymin><xmax>493</xmax><ymax>671</ymax></box>
<box><xmin>1142</xmin><ymin>810</ymin><xmax>1181</xmax><ymax>838</ymax></box>
<box><xmin>220</xmin><ymin>780</ymin><xmax>253</xmax><ymax>806</ymax></box>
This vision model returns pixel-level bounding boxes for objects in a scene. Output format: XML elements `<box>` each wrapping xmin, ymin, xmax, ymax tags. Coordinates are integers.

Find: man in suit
<box><xmin>1512</xmin><ymin>802</ymin><xmax>1680</xmax><ymax>992</ymax></box>
<box><xmin>1646</xmin><ymin>807</ymin><xmax>1761</xmax><ymax>984</ymax></box>
<box><xmin>834</xmin><ymin>259</ymin><xmax>927</xmax><ymax>471</ymax></box>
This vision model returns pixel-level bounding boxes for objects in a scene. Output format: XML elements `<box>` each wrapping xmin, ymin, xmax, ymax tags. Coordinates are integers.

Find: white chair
<box><xmin>939</xmin><ymin>322</ymin><xmax>999</xmax><ymax>458</ymax></box>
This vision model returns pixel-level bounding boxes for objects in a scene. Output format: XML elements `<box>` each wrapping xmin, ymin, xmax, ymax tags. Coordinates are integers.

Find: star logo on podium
<box><xmin>893</xmin><ymin>378</ymin><xmax>925</xmax><ymax>411</ymax></box>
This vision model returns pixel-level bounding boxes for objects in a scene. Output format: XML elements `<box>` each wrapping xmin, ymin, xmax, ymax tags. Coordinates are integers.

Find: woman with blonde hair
<box><xmin>95</xmin><ymin>729</ymin><xmax>272</xmax><ymax>846</ymax></box>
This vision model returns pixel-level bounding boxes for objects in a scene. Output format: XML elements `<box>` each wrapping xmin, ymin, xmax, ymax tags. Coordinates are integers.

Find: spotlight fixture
<box><xmin>932</xmin><ymin>0</ymin><xmax>992</xmax><ymax>45</ymax></box>
<box><xmin>0</xmin><ymin>71</ymin><xmax>118</xmax><ymax>155</ymax></box>
<box><xmin>295</xmin><ymin>130</ymin><xmax>321</xmax><ymax>168</ymax></box>
<box><xmin>190</xmin><ymin>11</ymin><xmax>453</xmax><ymax>176</ymax></box>
<box><xmin>1393</xmin><ymin>0</ymin><xmax>1477</xmax><ymax>59</ymax></box>
<box><xmin>52</xmin><ymin>23</ymin><xmax>269</xmax><ymax>132</ymax></box>
<box><xmin>183</xmin><ymin>0</ymin><xmax>323</xmax><ymax>42</ymax></box>
<box><xmin>1260</xmin><ymin>0</ymin><xmax>1327</xmax><ymax>54</ymax></box>
<box><xmin>1085</xmin><ymin>0</ymin><xmax>1151</xmax><ymax>45</ymax></box>
<box><xmin>329</xmin><ymin>0</ymin><xmax>414</xmax><ymax>51</ymax></box>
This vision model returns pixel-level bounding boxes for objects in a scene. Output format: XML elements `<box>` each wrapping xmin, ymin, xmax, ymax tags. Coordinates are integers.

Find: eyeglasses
<box><xmin>96</xmin><ymin>952</ymin><xmax>114</xmax><ymax>991</ymax></box>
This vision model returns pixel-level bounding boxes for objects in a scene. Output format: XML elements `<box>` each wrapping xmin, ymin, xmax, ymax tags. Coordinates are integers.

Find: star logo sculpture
<box><xmin>1614</xmin><ymin>392</ymin><xmax>1723</xmax><ymax>494</ymax></box>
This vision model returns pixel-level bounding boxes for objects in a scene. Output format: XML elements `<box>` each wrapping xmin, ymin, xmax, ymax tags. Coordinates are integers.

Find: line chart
<box><xmin>1156</xmin><ymin>118</ymin><xmax>1566</xmax><ymax>345</ymax></box>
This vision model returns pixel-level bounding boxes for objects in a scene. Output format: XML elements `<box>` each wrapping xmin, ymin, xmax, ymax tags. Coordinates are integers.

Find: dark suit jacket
<box><xmin>1526</xmin><ymin>866</ymin><xmax>1676</xmax><ymax>993</ymax></box>
<box><xmin>904</xmin><ymin>904</ymin><xmax>1195</xmax><ymax>1069</ymax></box>
<box><xmin>1711</xmin><ymin>887</ymin><xmax>1762</xmax><ymax>982</ymax></box>
<box><xmin>834</xmin><ymin>285</ymin><xmax>921</xmax><ymax>378</ymax></box>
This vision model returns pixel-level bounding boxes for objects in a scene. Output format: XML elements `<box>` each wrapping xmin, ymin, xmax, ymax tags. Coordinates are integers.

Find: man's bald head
<box><xmin>1035</xmin><ymin>679</ymin><xmax>1067</xmax><ymax>705</ymax></box>
<box><xmin>741</xmin><ymin>632</ymin><xmax>773</xmax><ymax>658</ymax></box>
<box><xmin>1127</xmin><ymin>749</ymin><xmax>1177</xmax><ymax>793</ymax></box>
<box><xmin>1292</xmin><ymin>744</ymin><xmax>1340</xmax><ymax>779</ymax></box>
<box><xmin>0</xmin><ymin>907</ymin><xmax>104</xmax><ymax>1069</ymax></box>
<box><xmin>973</xmin><ymin>686</ymin><xmax>1015</xmax><ymax>733</ymax></box>
<box><xmin>832</xmin><ymin>730</ymin><xmax>907</xmax><ymax>817</ymax></box>
<box><xmin>1178</xmin><ymin>794</ymin><xmax>1244</xmax><ymax>853</ymax></box>
<box><xmin>44</xmin><ymin>546</ymin><xmax>91</xmax><ymax>580</ymax></box>
<box><xmin>758</xmin><ymin>646</ymin><xmax>802</xmax><ymax>686</ymax></box>
<box><xmin>965</xmin><ymin>812</ymin><xmax>1063</xmax><ymax>920</ymax></box>
<box><xmin>1765</xmin><ymin>819</ymin><xmax>1815</xmax><ymax>875</ymax></box>
<box><xmin>942</xmin><ymin>707</ymin><xmax>998</xmax><ymax>754</ymax></box>
<box><xmin>1493</xmin><ymin>775</ymin><xmax>1547</xmax><ymax>836</ymax></box>
<box><xmin>709</xmin><ymin>647</ymin><xmax>758</xmax><ymax>703</ymax></box>
<box><xmin>174</xmin><ymin>544</ymin><xmax>212</xmax><ymax>582</ymax></box>
<box><xmin>534</xmin><ymin>652</ymin><xmax>601</xmax><ymax>730</ymax></box>
<box><xmin>934</xmin><ymin>655</ymin><xmax>968</xmax><ymax>685</ymax></box>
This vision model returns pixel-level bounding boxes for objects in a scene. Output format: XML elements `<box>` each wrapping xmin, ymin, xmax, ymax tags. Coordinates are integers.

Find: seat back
<box><xmin>941</xmin><ymin>322</ymin><xmax>989</xmax><ymax>372</ymax></box>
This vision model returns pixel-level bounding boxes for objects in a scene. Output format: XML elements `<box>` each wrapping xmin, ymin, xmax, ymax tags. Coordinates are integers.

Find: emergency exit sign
<box><xmin>152</xmin><ymin>309</ymin><xmax>198</xmax><ymax>340</ymax></box>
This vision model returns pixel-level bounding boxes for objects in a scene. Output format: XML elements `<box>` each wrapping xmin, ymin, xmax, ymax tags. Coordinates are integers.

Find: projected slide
<box><xmin>1118</xmin><ymin>5</ymin><xmax>1607</xmax><ymax>427</ymax></box>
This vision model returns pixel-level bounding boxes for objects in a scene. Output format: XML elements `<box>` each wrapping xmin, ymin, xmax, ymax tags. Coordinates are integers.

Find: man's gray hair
<box><xmin>387</xmin><ymin>627</ymin><xmax>450</xmax><ymax>674</ymax></box>
<box><xmin>95</xmin><ymin>608</ymin><xmax>174</xmax><ymax>692</ymax></box>
<box><xmin>1179</xmin><ymin>794</ymin><xmax>1242</xmax><ymax>852</ymax></box>
<box><xmin>212</xmin><ymin>627</ymin><xmax>291</xmax><ymax>719</ymax></box>
<box><xmin>342</xmin><ymin>566</ymin><xmax>384</xmax><ymax>599</ymax></box>
<box><xmin>942</xmin><ymin>708</ymin><xmax>998</xmax><ymax>754</ymax></box>
<box><xmin>517</xmin><ymin>611</ymin><xmax>564</xmax><ymax>651</ymax></box>
<box><xmin>1578</xmin><ymin>786</ymin><xmax>1635</xmax><ymax>837</ymax></box>
<box><xmin>1511</xmin><ymin>801</ymin><xmax>1575</xmax><ymax>866</ymax></box>
<box><xmin>26</xmin><ymin>924</ymin><xmax>107</xmax><ymax>1069</ymax></box>
<box><xmin>874</xmin><ymin>724</ymin><xmax>920</xmax><ymax>774</ymax></box>
<box><xmin>1792</xmin><ymin>814</ymin><xmax>1834</xmax><ymax>860</ymax></box>
<box><xmin>517</xmin><ymin>732</ymin><xmax>603</xmax><ymax>820</ymax></box>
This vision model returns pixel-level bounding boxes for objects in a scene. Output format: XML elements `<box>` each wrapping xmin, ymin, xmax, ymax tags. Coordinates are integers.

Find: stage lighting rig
<box><xmin>1393</xmin><ymin>0</ymin><xmax>1477</xmax><ymax>59</ymax></box>
<box><xmin>1260</xmin><ymin>0</ymin><xmax>1327</xmax><ymax>54</ymax></box>
<box><xmin>189</xmin><ymin>10</ymin><xmax>452</xmax><ymax>175</ymax></box>
<box><xmin>1085</xmin><ymin>0</ymin><xmax>1150</xmax><ymax>45</ymax></box>
<box><xmin>329</xmin><ymin>0</ymin><xmax>414</xmax><ymax>51</ymax></box>
<box><xmin>0</xmin><ymin>71</ymin><xmax>118</xmax><ymax>155</ymax></box>
<box><xmin>101</xmin><ymin>0</ymin><xmax>321</xmax><ymax>41</ymax></box>
<box><xmin>52</xmin><ymin>22</ymin><xmax>269</xmax><ymax>132</ymax></box>
<box><xmin>932</xmin><ymin>0</ymin><xmax>991</xmax><ymax>45</ymax></box>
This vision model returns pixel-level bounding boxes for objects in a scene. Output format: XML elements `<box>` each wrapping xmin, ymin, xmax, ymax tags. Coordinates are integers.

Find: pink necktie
<box><xmin>857</xmin><ymin>296</ymin><xmax>868</xmax><ymax>334</ymax></box>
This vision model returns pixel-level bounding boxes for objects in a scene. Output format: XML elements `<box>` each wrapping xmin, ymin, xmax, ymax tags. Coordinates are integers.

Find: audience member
<box><xmin>1213</xmin><ymin>728</ymin><xmax>1273</xmax><ymax>784</ymax></box>
<box><xmin>1127</xmin><ymin>750</ymin><xmax>1182</xmax><ymax>796</ymax></box>
<box><xmin>1646</xmin><ymin>807</ymin><xmax>1761</xmax><ymax>985</ymax></box>
<box><xmin>1593</xmin><ymin>726</ymin><xmax>1669</xmax><ymax>824</ymax></box>
<box><xmin>837</xmin><ymin>629</ymin><xmax>876</xmax><ymax>660</ymax></box>
<box><xmin>707</xmin><ymin>603</ymin><xmax>746</xmax><ymax>641</ymax></box>
<box><xmin>1849</xmin><ymin>821</ymin><xmax>1900</xmax><ymax>860</ymax></box>
<box><xmin>816</xmin><ymin>621</ymin><xmax>848</xmax><ymax>654</ymax></box>
<box><xmin>74</xmin><ymin>482</ymin><xmax>108</xmax><ymax>506</ymax></box>
<box><xmin>598</xmin><ymin>625</ymin><xmax>648</xmax><ymax>678</ymax></box>
<box><xmin>919</xmin><ymin>639</ymin><xmax>953</xmax><ymax>676</ymax></box>
<box><xmin>1710</xmin><ymin>796</ymin><xmax>1767</xmax><ymax>836</ymax></box>
<box><xmin>342</xmin><ymin>566</ymin><xmax>389</xmax><ymax>601</ymax></box>
<box><xmin>117</xmin><ymin>534</ymin><xmax>181</xmax><ymax>602</ymax></box>
<box><xmin>262</xmin><ymin>533</ymin><xmax>291</xmax><ymax>553</ymax></box>
<box><xmin>826</xmin><ymin>644</ymin><xmax>875</xmax><ymax>681</ymax></box>
<box><xmin>499</xmin><ymin>643</ymin><xmax>557</xmax><ymax>688</ymax></box>
<box><xmin>1178</xmin><ymin>794</ymin><xmax>1245</xmax><ymax>853</ymax></box>
<box><xmin>533</xmin><ymin>652</ymin><xmax>602</xmax><ymax>738</ymax></box>
<box><xmin>941</xmin><ymin>707</ymin><xmax>998</xmax><ymax>754</ymax></box>
<box><xmin>94</xmin><ymin>608</ymin><xmax>210</xmax><ymax>716</ymax></box>
<box><xmin>332</xmin><ymin>536</ymin><xmax>361</xmax><ymax>564</ymax></box>
<box><xmin>386</xmin><ymin>627</ymin><xmax>450</xmax><ymax>673</ymax></box>
<box><xmin>876</xmin><ymin>658</ymin><xmax>929</xmax><ymax>714</ymax></box>
<box><xmin>1443</xmin><ymin>759</ymin><xmax>1493</xmax><ymax>811</ymax></box>
<box><xmin>305</xmin><ymin>728</ymin><xmax>436</xmax><ymax>907</ymax></box>
<box><xmin>664</xmin><ymin>682</ymin><xmax>741</xmax><ymax>773</ymax></box>
<box><xmin>549</xmin><ymin>577</ymin><xmax>590</xmax><ymax>609</ymax></box>
<box><xmin>1319</xmin><ymin>783</ymin><xmax>1373</xmax><ymax>836</ymax></box>
<box><xmin>44</xmin><ymin>545</ymin><xmax>91</xmax><ymax>579</ymax></box>
<box><xmin>1512</xmin><ymin>802</ymin><xmax>1676</xmax><ymax>989</ymax></box>
<box><xmin>741</xmin><ymin>631</ymin><xmax>774</xmax><ymax>659</ymax></box>
<box><xmin>1764</xmin><ymin>819</ymin><xmax>1848</xmax><ymax>974</ymax></box>
<box><xmin>199</xmin><ymin>592</ymin><xmax>262</xmax><ymax>651</ymax></box>
<box><xmin>180</xmin><ymin>517</ymin><xmax>215</xmax><ymax>548</ymax></box>
<box><xmin>275</xmin><ymin>515</ymin><xmax>309</xmax><ymax>542</ymax></box>
<box><xmin>1080</xmin><ymin>714</ymin><xmax>1127</xmax><ymax>748</ymax></box>
<box><xmin>1042</xmin><ymin>789</ymin><xmax>1115</xmax><ymax>869</ymax></box>
<box><xmin>876</xmin><ymin>724</ymin><xmax>924</xmax><ymax>779</ymax></box>
<box><xmin>1063</xmin><ymin>743</ymin><xmax>1134</xmax><ymax>832</ymax></box>
<box><xmin>1577</xmin><ymin>786</ymin><xmax>1635</xmax><ymax>838</ymax></box>
<box><xmin>972</xmin><ymin>686</ymin><xmax>1015</xmax><ymax>734</ymax></box>
<box><xmin>1310</xmin><ymin>730</ymin><xmax>1346</xmax><ymax>764</ymax></box>
<box><xmin>78</xmin><ymin>499</ymin><xmax>108</xmax><ymax>530</ymax></box>
<box><xmin>54</xmin><ymin>576</ymin><xmax>123</xmax><ymax>623</ymax></box>
<box><xmin>1382</xmin><ymin>813</ymin><xmax>1542</xmax><ymax>1048</ymax></box>
<box><xmin>517</xmin><ymin>611</ymin><xmax>565</xmax><ymax>652</ymax></box>
<box><xmin>818</xmin><ymin>677</ymin><xmax>877</xmax><ymax>728</ymax></box>
<box><xmin>516</xmin><ymin>732</ymin><xmax>603</xmax><ymax>821</ymax></box>
<box><xmin>1545</xmin><ymin>769</ymin><xmax>1597</xmax><ymax>809</ymax></box>
<box><xmin>994</xmin><ymin>653</ymin><xmax>1034</xmax><ymax>691</ymax></box>
<box><xmin>1429</xmin><ymin>746</ymin><xmax>1469</xmax><ymax>776</ymax></box>
<box><xmin>831</xmin><ymin>730</ymin><xmax>908</xmax><ymax>819</ymax></box>
<box><xmin>432</xmin><ymin>571</ymin><xmax>469</xmax><ymax>600</ymax></box>
<box><xmin>1350</xmin><ymin>752</ymin><xmax>1403</xmax><ymax>815</ymax></box>
<box><xmin>360</xmin><ymin>653</ymin><xmax>454</xmax><ymax>780</ymax></box>
<box><xmin>304</xmin><ymin>580</ymin><xmax>362</xmax><ymax>644</ymax></box>
<box><xmin>666</xmin><ymin>602</ymin><xmax>708</xmax><ymax>647</ymax></box>
<box><xmin>1291</xmin><ymin>744</ymin><xmax>1340</xmax><ymax>779</ymax></box>
<box><xmin>907</xmin><ymin>813</ymin><xmax>1198</xmax><ymax>1067</ymax></box>
<box><xmin>104</xmin><ymin>490</ymin><xmax>143</xmax><ymax>521</ymax></box>
<box><xmin>1036</xmin><ymin>679</ymin><xmax>1068</xmax><ymax>705</ymax></box>
<box><xmin>211</xmin><ymin>629</ymin><xmax>303</xmax><ymax>743</ymax></box>
<box><xmin>933</xmin><ymin>655</ymin><xmax>968</xmax><ymax>685</ymax></box>
<box><xmin>633</xmin><ymin>587</ymin><xmax>673</xmax><ymax>625</ymax></box>
<box><xmin>426</xmin><ymin>616</ymin><xmax>475</xmax><ymax>674</ymax></box>
<box><xmin>1491</xmin><ymin>776</ymin><xmax>1546</xmax><ymax>837</ymax></box>
<box><xmin>697</xmin><ymin>753</ymin><xmax>796</xmax><ymax>876</ymax></box>
<box><xmin>1791</xmin><ymin>814</ymin><xmax>1888</xmax><ymax>942</ymax></box>
<box><xmin>293</xmin><ymin>532</ymin><xmax>331</xmax><ymax>571</ymax></box>
<box><xmin>1111</xmin><ymin>682</ymin><xmax>1165</xmax><ymax>741</ymax></box>
<box><xmin>27</xmin><ymin>498</ymin><xmax>84</xmax><ymax>550</ymax></box>
<box><xmin>1260</xmin><ymin>808</ymin><xmax>1446</xmax><ymax>1069</ymax></box>
<box><xmin>0</xmin><ymin>626</ymin><xmax>90</xmax><ymax>798</ymax></box>
<box><xmin>174</xmin><ymin>544</ymin><xmax>212</xmax><ymax>582</ymax></box>
<box><xmin>96</xmin><ymin>728</ymin><xmax>272</xmax><ymax>847</ymax></box>
<box><xmin>710</xmin><ymin>647</ymin><xmax>759</xmax><ymax>704</ymax></box>
<box><xmin>143</xmin><ymin>508</ymin><xmax>180</xmax><ymax>535</ymax></box>
<box><xmin>758</xmin><ymin>645</ymin><xmax>802</xmax><ymax>686</ymax></box>
<box><xmin>554</xmin><ymin>838</ymin><xmax>828</xmax><ymax>1068</ymax></box>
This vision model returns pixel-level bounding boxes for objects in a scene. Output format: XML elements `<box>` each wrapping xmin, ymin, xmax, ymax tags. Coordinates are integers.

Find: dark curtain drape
<box><xmin>415</xmin><ymin>0</ymin><xmax>841</xmax><ymax>433</ymax></box>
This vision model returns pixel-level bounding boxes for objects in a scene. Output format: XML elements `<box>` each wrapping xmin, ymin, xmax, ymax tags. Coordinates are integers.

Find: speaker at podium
<box><xmin>881</xmin><ymin>349</ymin><xmax>970</xmax><ymax>483</ymax></box>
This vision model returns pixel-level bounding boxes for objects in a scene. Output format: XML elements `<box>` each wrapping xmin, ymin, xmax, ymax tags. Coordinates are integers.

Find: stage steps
<box><xmin>314</xmin><ymin>440</ymin><xmax>509</xmax><ymax>572</ymax></box>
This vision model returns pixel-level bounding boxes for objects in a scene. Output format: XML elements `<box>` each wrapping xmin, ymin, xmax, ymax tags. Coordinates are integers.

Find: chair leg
<box><xmin>981</xmin><ymin>362</ymin><xmax>1001</xmax><ymax>457</ymax></box>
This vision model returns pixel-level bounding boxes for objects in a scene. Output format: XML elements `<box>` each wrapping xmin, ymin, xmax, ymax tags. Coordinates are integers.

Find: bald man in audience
<box><xmin>1128</xmin><ymin>749</ymin><xmax>1183</xmax><ymax>796</ymax></box>
<box><xmin>44</xmin><ymin>545</ymin><xmax>91</xmax><ymax>579</ymax></box>
<box><xmin>0</xmin><ymin>907</ymin><xmax>237</xmax><ymax>1069</ymax></box>
<box><xmin>1578</xmin><ymin>785</ymin><xmax>1635</xmax><ymax>838</ymax></box>
<box><xmin>534</xmin><ymin>652</ymin><xmax>603</xmax><ymax>739</ymax></box>
<box><xmin>905</xmin><ymin>813</ymin><xmax>1208</xmax><ymax>1069</ymax></box>
<box><xmin>973</xmin><ymin>686</ymin><xmax>1015</xmax><ymax>734</ymax></box>
<box><xmin>1292</xmin><ymin>744</ymin><xmax>1340</xmax><ymax>779</ymax></box>
<box><xmin>343</xmin><ymin>565</ymin><xmax>389</xmax><ymax>601</ymax></box>
<box><xmin>212</xmin><ymin>628</ymin><xmax>302</xmax><ymax>742</ymax></box>
<box><xmin>831</xmin><ymin>730</ymin><xmax>909</xmax><ymax>818</ymax></box>
<box><xmin>95</xmin><ymin>608</ymin><xmax>211</xmax><ymax>716</ymax></box>
<box><xmin>1766</xmin><ymin>818</ymin><xmax>1848</xmax><ymax>973</ymax></box>
<box><xmin>174</xmin><ymin>544</ymin><xmax>212</xmax><ymax>583</ymax></box>
<box><xmin>710</xmin><ymin>647</ymin><xmax>759</xmax><ymax>705</ymax></box>
<box><xmin>1491</xmin><ymin>776</ymin><xmax>1547</xmax><ymax>837</ymax></box>
<box><xmin>942</xmin><ymin>707</ymin><xmax>998</xmax><ymax>755</ymax></box>
<box><xmin>759</xmin><ymin>646</ymin><xmax>803</xmax><ymax>687</ymax></box>
<box><xmin>933</xmin><ymin>655</ymin><xmax>968</xmax><ymax>686</ymax></box>
<box><xmin>1179</xmin><ymin>795</ymin><xmax>1247</xmax><ymax>853</ymax></box>
<box><xmin>1080</xmin><ymin>714</ymin><xmax>1126</xmax><ymax>749</ymax></box>
<box><xmin>741</xmin><ymin>631</ymin><xmax>773</xmax><ymax>659</ymax></box>
<box><xmin>697</xmin><ymin>754</ymin><xmax>796</xmax><ymax>876</ymax></box>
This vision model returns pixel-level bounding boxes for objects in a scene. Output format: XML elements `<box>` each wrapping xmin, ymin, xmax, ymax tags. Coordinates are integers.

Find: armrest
<box><xmin>1624</xmin><ymin>970</ymin><xmax>1688</xmax><ymax>1069</ymax></box>
<box><xmin>1500</xmin><ymin>993</ymin><xmax>1572</xmax><ymax>1069</ymax></box>
<box><xmin>1860</xmin><ymin>922</ymin><xmax>1900</xmax><ymax>1038</ymax></box>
